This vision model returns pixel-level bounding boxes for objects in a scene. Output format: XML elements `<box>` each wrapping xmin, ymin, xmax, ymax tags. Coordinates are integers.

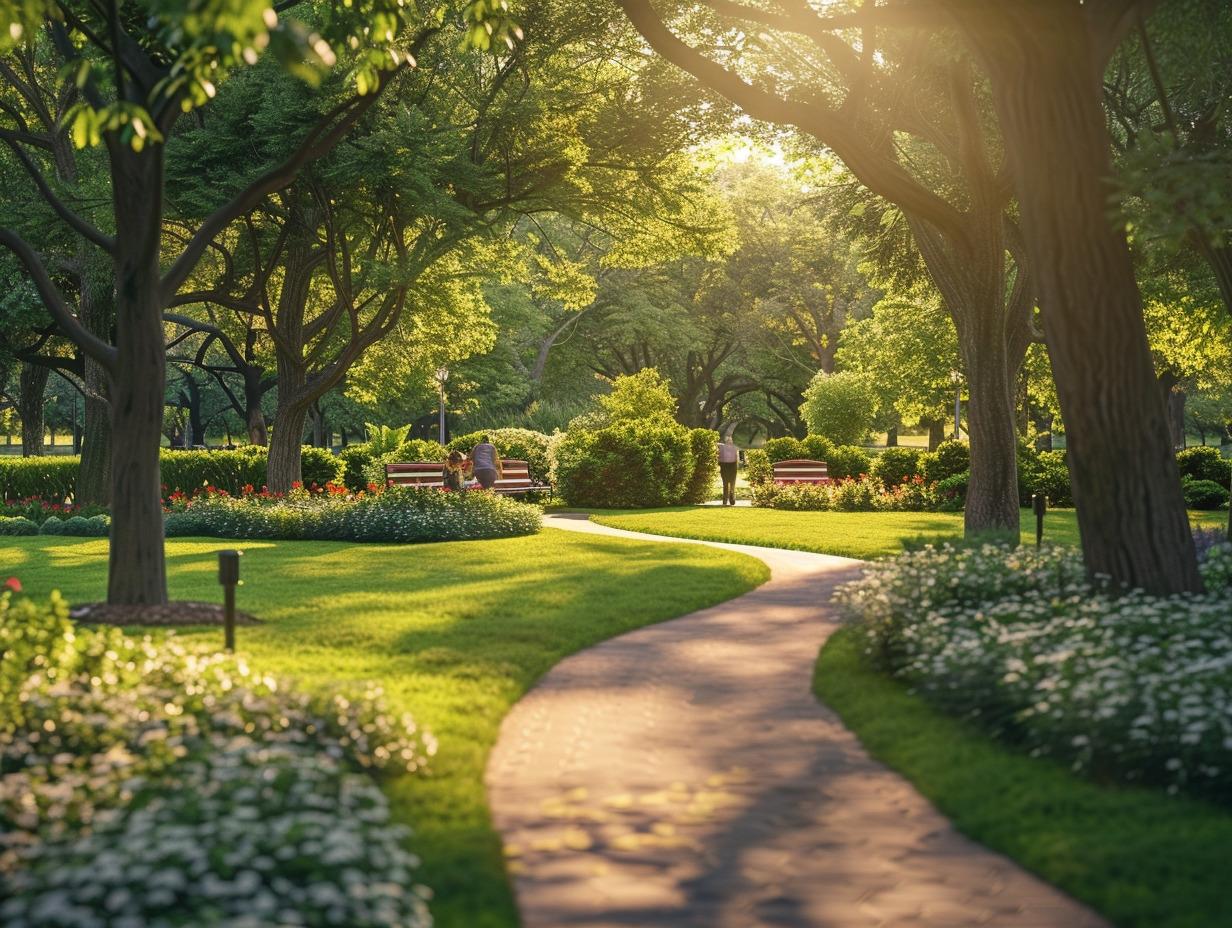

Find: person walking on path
<box><xmin>470</xmin><ymin>439</ymin><xmax>502</xmax><ymax>490</ymax></box>
<box><xmin>718</xmin><ymin>434</ymin><xmax>739</xmax><ymax>505</ymax></box>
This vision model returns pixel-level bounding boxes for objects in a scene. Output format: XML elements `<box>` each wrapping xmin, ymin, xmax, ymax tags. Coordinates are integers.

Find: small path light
<box><xmin>218</xmin><ymin>549</ymin><xmax>243</xmax><ymax>651</ymax></box>
<box><xmin>1032</xmin><ymin>494</ymin><xmax>1047</xmax><ymax>547</ymax></box>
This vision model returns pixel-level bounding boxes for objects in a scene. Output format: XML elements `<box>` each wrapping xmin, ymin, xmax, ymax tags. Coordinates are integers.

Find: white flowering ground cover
<box><xmin>0</xmin><ymin>591</ymin><xmax>436</xmax><ymax>928</ymax></box>
<box><xmin>164</xmin><ymin>485</ymin><xmax>541</xmax><ymax>544</ymax></box>
<box><xmin>835</xmin><ymin>541</ymin><xmax>1232</xmax><ymax>801</ymax></box>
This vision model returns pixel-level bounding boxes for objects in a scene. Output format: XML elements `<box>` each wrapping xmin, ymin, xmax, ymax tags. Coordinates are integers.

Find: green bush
<box><xmin>826</xmin><ymin>445</ymin><xmax>873</xmax><ymax>480</ymax></box>
<box><xmin>1025</xmin><ymin>450</ymin><xmax>1073</xmax><ymax>508</ymax></box>
<box><xmin>761</xmin><ymin>437</ymin><xmax>806</xmax><ymax>463</ymax></box>
<box><xmin>339</xmin><ymin>445</ymin><xmax>374</xmax><ymax>491</ymax></box>
<box><xmin>870</xmin><ymin>447</ymin><xmax>921</xmax><ymax>489</ymax></box>
<box><xmin>682</xmin><ymin>429</ymin><xmax>719</xmax><ymax>504</ymax></box>
<box><xmin>1182</xmin><ymin>477</ymin><xmax>1230</xmax><ymax>510</ymax></box>
<box><xmin>920</xmin><ymin>440</ymin><xmax>970</xmax><ymax>484</ymax></box>
<box><xmin>0</xmin><ymin>516</ymin><xmax>38</xmax><ymax>536</ymax></box>
<box><xmin>0</xmin><ymin>457</ymin><xmax>78</xmax><ymax>503</ymax></box>
<box><xmin>164</xmin><ymin>485</ymin><xmax>541</xmax><ymax>543</ymax></box>
<box><xmin>744</xmin><ymin>448</ymin><xmax>772</xmax><ymax>486</ymax></box>
<box><xmin>800</xmin><ymin>370</ymin><xmax>878</xmax><ymax>445</ymax></box>
<box><xmin>801</xmin><ymin>434</ymin><xmax>837</xmax><ymax>462</ymax></box>
<box><xmin>446</xmin><ymin>430</ymin><xmax>489</xmax><ymax>455</ymax></box>
<box><xmin>37</xmin><ymin>515</ymin><xmax>109</xmax><ymax>537</ymax></box>
<box><xmin>1177</xmin><ymin>446</ymin><xmax>1232</xmax><ymax>487</ymax></box>
<box><xmin>935</xmin><ymin>470</ymin><xmax>969</xmax><ymax>511</ymax></box>
<box><xmin>300</xmin><ymin>446</ymin><xmax>343</xmax><ymax>488</ymax></box>
<box><xmin>554</xmin><ymin>422</ymin><xmax>693</xmax><ymax>508</ymax></box>
<box><xmin>159</xmin><ymin>449</ymin><xmax>267</xmax><ymax>496</ymax></box>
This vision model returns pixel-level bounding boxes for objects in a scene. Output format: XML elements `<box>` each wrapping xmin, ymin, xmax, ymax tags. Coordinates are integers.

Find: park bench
<box><xmin>771</xmin><ymin>459</ymin><xmax>830</xmax><ymax>484</ymax></box>
<box><xmin>385</xmin><ymin>459</ymin><xmax>551</xmax><ymax>498</ymax></box>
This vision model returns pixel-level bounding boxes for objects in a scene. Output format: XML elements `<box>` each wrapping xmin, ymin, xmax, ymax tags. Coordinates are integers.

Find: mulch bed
<box><xmin>69</xmin><ymin>601</ymin><xmax>262</xmax><ymax>627</ymax></box>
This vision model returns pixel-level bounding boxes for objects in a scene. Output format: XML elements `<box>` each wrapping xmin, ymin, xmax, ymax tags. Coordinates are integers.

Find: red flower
<box><xmin>4</xmin><ymin>577</ymin><xmax>20</xmax><ymax>592</ymax></box>
<box><xmin>292</xmin><ymin>481</ymin><xmax>303</xmax><ymax>490</ymax></box>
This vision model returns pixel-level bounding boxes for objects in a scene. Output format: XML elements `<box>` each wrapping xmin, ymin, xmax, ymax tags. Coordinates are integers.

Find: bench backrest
<box><xmin>385</xmin><ymin>459</ymin><xmax>542</xmax><ymax>493</ymax></box>
<box><xmin>385</xmin><ymin>461</ymin><xmax>446</xmax><ymax>488</ymax></box>
<box><xmin>492</xmin><ymin>460</ymin><xmax>534</xmax><ymax>494</ymax></box>
<box><xmin>772</xmin><ymin>459</ymin><xmax>829</xmax><ymax>483</ymax></box>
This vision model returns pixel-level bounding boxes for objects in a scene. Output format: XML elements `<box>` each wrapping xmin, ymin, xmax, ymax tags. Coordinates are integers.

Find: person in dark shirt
<box><xmin>718</xmin><ymin>435</ymin><xmax>739</xmax><ymax>505</ymax></box>
<box><xmin>469</xmin><ymin>441</ymin><xmax>502</xmax><ymax>489</ymax></box>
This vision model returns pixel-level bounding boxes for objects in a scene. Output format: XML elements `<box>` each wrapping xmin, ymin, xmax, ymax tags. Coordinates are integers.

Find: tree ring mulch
<box><xmin>69</xmin><ymin>601</ymin><xmax>262</xmax><ymax>627</ymax></box>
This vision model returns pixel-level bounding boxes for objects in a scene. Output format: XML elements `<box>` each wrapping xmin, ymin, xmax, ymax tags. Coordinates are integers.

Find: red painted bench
<box><xmin>771</xmin><ymin>459</ymin><xmax>830</xmax><ymax>484</ymax></box>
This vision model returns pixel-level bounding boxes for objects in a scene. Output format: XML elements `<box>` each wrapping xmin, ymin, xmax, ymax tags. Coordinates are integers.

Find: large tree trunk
<box><xmin>107</xmin><ymin>147</ymin><xmax>168</xmax><ymax>605</ymax></box>
<box><xmin>77</xmin><ymin>258</ymin><xmax>114</xmax><ymax>504</ymax></box>
<box><xmin>962</xmin><ymin>7</ymin><xmax>1200</xmax><ymax>594</ymax></box>
<box><xmin>267</xmin><ymin>400</ymin><xmax>309</xmax><ymax>491</ymax></box>
<box><xmin>18</xmin><ymin>362</ymin><xmax>49</xmax><ymax>457</ymax></box>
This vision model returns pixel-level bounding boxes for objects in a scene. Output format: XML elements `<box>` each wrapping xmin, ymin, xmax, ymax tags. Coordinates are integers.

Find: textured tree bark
<box><xmin>107</xmin><ymin>145</ymin><xmax>169</xmax><ymax>605</ymax></box>
<box><xmin>885</xmin><ymin>425</ymin><xmax>898</xmax><ymax>447</ymax></box>
<box><xmin>956</xmin><ymin>4</ymin><xmax>1200</xmax><ymax>593</ymax></box>
<box><xmin>267</xmin><ymin>400</ymin><xmax>309</xmax><ymax>491</ymax></box>
<box><xmin>18</xmin><ymin>363</ymin><xmax>49</xmax><ymax>457</ymax></box>
<box><xmin>75</xmin><ymin>255</ymin><xmax>114</xmax><ymax>504</ymax></box>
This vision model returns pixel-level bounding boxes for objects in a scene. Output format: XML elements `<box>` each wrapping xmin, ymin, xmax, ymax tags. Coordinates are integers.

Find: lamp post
<box><xmin>950</xmin><ymin>370</ymin><xmax>963</xmax><ymax>440</ymax></box>
<box><xmin>434</xmin><ymin>368</ymin><xmax>449</xmax><ymax>446</ymax></box>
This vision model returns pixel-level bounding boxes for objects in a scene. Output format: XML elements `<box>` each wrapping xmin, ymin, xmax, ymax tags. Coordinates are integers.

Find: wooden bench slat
<box><xmin>771</xmin><ymin>458</ymin><xmax>829</xmax><ymax>484</ymax></box>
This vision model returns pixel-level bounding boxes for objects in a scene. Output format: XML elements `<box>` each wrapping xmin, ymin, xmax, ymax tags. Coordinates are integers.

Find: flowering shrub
<box><xmin>834</xmin><ymin>540</ymin><xmax>1232</xmax><ymax>801</ymax></box>
<box><xmin>164</xmin><ymin>484</ymin><xmax>541</xmax><ymax>543</ymax></box>
<box><xmin>751</xmin><ymin>475</ymin><xmax>937</xmax><ymax>512</ymax></box>
<box><xmin>0</xmin><ymin>591</ymin><xmax>435</xmax><ymax>927</ymax></box>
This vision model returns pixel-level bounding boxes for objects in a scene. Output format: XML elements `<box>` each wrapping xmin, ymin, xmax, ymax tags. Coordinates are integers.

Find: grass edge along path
<box><xmin>814</xmin><ymin>626</ymin><xmax>1232</xmax><ymax>928</ymax></box>
<box><xmin>0</xmin><ymin>529</ymin><xmax>769</xmax><ymax>928</ymax></box>
<box><xmin>586</xmin><ymin>507</ymin><xmax>1228</xmax><ymax>560</ymax></box>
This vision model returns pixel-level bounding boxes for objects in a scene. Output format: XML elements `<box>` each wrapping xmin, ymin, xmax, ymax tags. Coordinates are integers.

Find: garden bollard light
<box><xmin>218</xmin><ymin>550</ymin><xmax>243</xmax><ymax>651</ymax></box>
<box><xmin>1032</xmin><ymin>494</ymin><xmax>1047</xmax><ymax>547</ymax></box>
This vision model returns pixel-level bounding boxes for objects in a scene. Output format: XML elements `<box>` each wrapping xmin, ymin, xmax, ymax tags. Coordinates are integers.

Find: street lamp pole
<box><xmin>950</xmin><ymin>370</ymin><xmax>963</xmax><ymax>440</ymax></box>
<box><xmin>434</xmin><ymin>368</ymin><xmax>449</xmax><ymax>446</ymax></box>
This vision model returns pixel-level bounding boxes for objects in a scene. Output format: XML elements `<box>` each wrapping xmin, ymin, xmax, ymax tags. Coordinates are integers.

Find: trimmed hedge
<box><xmin>554</xmin><ymin>422</ymin><xmax>693</xmax><ymax>508</ymax></box>
<box><xmin>0</xmin><ymin>457</ymin><xmax>77</xmax><ymax>503</ymax></box>
<box><xmin>0</xmin><ymin>516</ymin><xmax>38</xmax><ymax>536</ymax></box>
<box><xmin>38</xmin><ymin>515</ymin><xmax>110</xmax><ymax>537</ymax></box>
<box><xmin>0</xmin><ymin>448</ymin><xmax>345</xmax><ymax>503</ymax></box>
<box><xmin>870</xmin><ymin>447</ymin><xmax>921</xmax><ymax>489</ymax></box>
<box><xmin>682</xmin><ymin>429</ymin><xmax>719</xmax><ymax>504</ymax></box>
<box><xmin>1183</xmin><ymin>477</ymin><xmax>1230</xmax><ymax>510</ymax></box>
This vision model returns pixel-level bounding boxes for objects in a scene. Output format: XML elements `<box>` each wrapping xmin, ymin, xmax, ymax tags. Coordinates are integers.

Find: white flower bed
<box><xmin>0</xmin><ymin>592</ymin><xmax>436</xmax><ymax>927</ymax></box>
<box><xmin>835</xmin><ymin>542</ymin><xmax>1232</xmax><ymax>799</ymax></box>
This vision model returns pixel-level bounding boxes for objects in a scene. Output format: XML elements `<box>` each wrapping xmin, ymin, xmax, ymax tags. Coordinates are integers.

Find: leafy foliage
<box><xmin>682</xmin><ymin>428</ymin><xmax>719</xmax><ymax>504</ymax></box>
<box><xmin>870</xmin><ymin>447</ymin><xmax>921</xmax><ymax>490</ymax></box>
<box><xmin>800</xmin><ymin>370</ymin><xmax>878</xmax><ymax>446</ymax></box>
<box><xmin>554</xmin><ymin>422</ymin><xmax>693</xmax><ymax>508</ymax></box>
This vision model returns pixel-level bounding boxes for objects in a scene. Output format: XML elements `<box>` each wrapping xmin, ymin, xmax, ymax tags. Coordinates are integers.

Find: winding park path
<box><xmin>485</xmin><ymin>514</ymin><xmax>1111</xmax><ymax>928</ymax></box>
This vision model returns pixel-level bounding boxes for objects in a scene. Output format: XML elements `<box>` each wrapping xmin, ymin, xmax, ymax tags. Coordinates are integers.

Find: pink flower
<box><xmin>4</xmin><ymin>577</ymin><xmax>20</xmax><ymax>592</ymax></box>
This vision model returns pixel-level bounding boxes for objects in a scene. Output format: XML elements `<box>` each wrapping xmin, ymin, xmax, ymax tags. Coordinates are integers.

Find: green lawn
<box><xmin>814</xmin><ymin>627</ymin><xmax>1232</xmax><ymax>928</ymax></box>
<box><xmin>3</xmin><ymin>530</ymin><xmax>768</xmax><ymax>928</ymax></box>
<box><xmin>587</xmin><ymin>506</ymin><xmax>1228</xmax><ymax>559</ymax></box>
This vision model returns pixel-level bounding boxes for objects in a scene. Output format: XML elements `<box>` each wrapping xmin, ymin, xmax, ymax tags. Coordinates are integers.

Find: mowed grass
<box><xmin>2</xmin><ymin>530</ymin><xmax>768</xmax><ymax>928</ymax></box>
<box><xmin>588</xmin><ymin>507</ymin><xmax>1229</xmax><ymax>559</ymax></box>
<box><xmin>814</xmin><ymin>627</ymin><xmax>1232</xmax><ymax>928</ymax></box>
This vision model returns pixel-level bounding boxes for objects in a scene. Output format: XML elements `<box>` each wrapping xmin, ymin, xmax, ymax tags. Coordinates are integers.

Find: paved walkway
<box><xmin>485</xmin><ymin>514</ymin><xmax>1111</xmax><ymax>928</ymax></box>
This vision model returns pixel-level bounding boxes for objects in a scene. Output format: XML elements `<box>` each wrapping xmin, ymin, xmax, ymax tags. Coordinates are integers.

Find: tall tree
<box><xmin>0</xmin><ymin>0</ymin><xmax>517</xmax><ymax>603</ymax></box>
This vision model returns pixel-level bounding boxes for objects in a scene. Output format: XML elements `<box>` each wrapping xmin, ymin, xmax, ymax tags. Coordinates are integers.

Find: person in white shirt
<box><xmin>718</xmin><ymin>434</ymin><xmax>739</xmax><ymax>505</ymax></box>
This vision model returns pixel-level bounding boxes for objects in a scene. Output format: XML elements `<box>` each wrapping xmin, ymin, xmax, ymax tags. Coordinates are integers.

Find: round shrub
<box><xmin>826</xmin><ymin>445</ymin><xmax>873</xmax><ymax>480</ymax></box>
<box><xmin>870</xmin><ymin>447</ymin><xmax>921</xmax><ymax>489</ymax></box>
<box><xmin>446</xmin><ymin>430</ymin><xmax>489</xmax><ymax>454</ymax></box>
<box><xmin>800</xmin><ymin>370</ymin><xmax>878</xmax><ymax>446</ymax></box>
<box><xmin>761</xmin><ymin>437</ymin><xmax>806</xmax><ymax>463</ymax></box>
<box><xmin>801</xmin><ymin>434</ymin><xmax>837</xmax><ymax>462</ymax></box>
<box><xmin>920</xmin><ymin>440</ymin><xmax>970</xmax><ymax>484</ymax></box>
<box><xmin>555</xmin><ymin>422</ymin><xmax>692</xmax><ymax>508</ymax></box>
<box><xmin>1183</xmin><ymin>477</ymin><xmax>1230</xmax><ymax>510</ymax></box>
<box><xmin>38</xmin><ymin>514</ymin><xmax>108</xmax><ymax>537</ymax></box>
<box><xmin>682</xmin><ymin>429</ymin><xmax>719</xmax><ymax>504</ymax></box>
<box><xmin>300</xmin><ymin>446</ymin><xmax>343</xmax><ymax>487</ymax></box>
<box><xmin>0</xmin><ymin>516</ymin><xmax>38</xmax><ymax>536</ymax></box>
<box><xmin>935</xmin><ymin>470</ymin><xmax>969</xmax><ymax>511</ymax></box>
<box><xmin>1027</xmin><ymin>450</ymin><xmax>1073</xmax><ymax>508</ymax></box>
<box><xmin>1177</xmin><ymin>446</ymin><xmax>1232</xmax><ymax>487</ymax></box>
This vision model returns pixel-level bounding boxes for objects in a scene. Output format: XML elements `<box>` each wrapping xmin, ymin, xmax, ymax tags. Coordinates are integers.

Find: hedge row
<box><xmin>0</xmin><ymin>448</ymin><xmax>343</xmax><ymax>502</ymax></box>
